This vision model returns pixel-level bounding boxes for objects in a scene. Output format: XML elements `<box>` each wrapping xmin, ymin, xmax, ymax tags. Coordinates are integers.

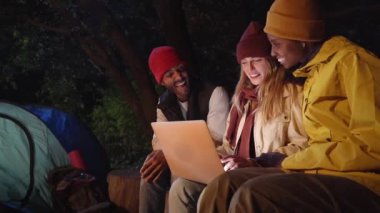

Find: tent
<box><xmin>0</xmin><ymin>102</ymin><xmax>110</xmax><ymax>212</ymax></box>
<box><xmin>23</xmin><ymin>105</ymin><xmax>110</xmax><ymax>188</ymax></box>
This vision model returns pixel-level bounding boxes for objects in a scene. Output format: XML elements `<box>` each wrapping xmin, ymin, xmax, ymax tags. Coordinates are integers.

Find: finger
<box><xmin>141</xmin><ymin>162</ymin><xmax>157</xmax><ymax>179</ymax></box>
<box><xmin>141</xmin><ymin>151</ymin><xmax>156</xmax><ymax>172</ymax></box>
<box><xmin>221</xmin><ymin>154</ymin><xmax>234</xmax><ymax>160</ymax></box>
<box><xmin>223</xmin><ymin>161</ymin><xmax>234</xmax><ymax>171</ymax></box>
<box><xmin>140</xmin><ymin>156</ymin><xmax>154</xmax><ymax>172</ymax></box>
<box><xmin>141</xmin><ymin>160</ymin><xmax>152</xmax><ymax>172</ymax></box>
<box><xmin>140</xmin><ymin>159</ymin><xmax>156</xmax><ymax>174</ymax></box>
<box><xmin>141</xmin><ymin>151</ymin><xmax>164</xmax><ymax>174</ymax></box>
<box><xmin>152</xmin><ymin>169</ymin><xmax>164</xmax><ymax>183</ymax></box>
<box><xmin>143</xmin><ymin>158</ymin><xmax>166</xmax><ymax>181</ymax></box>
<box><xmin>230</xmin><ymin>163</ymin><xmax>239</xmax><ymax>170</ymax></box>
<box><xmin>144</xmin><ymin>164</ymin><xmax>162</xmax><ymax>182</ymax></box>
<box><xmin>221</xmin><ymin>156</ymin><xmax>234</xmax><ymax>163</ymax></box>
<box><xmin>140</xmin><ymin>163</ymin><xmax>148</xmax><ymax>174</ymax></box>
<box><xmin>223</xmin><ymin>163</ymin><xmax>229</xmax><ymax>171</ymax></box>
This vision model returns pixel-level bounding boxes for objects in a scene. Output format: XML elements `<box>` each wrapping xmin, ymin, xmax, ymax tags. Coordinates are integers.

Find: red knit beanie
<box><xmin>148</xmin><ymin>46</ymin><xmax>186</xmax><ymax>83</ymax></box>
<box><xmin>236</xmin><ymin>21</ymin><xmax>271</xmax><ymax>63</ymax></box>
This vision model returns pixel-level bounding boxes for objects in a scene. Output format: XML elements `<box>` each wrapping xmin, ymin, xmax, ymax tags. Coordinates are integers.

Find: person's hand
<box><xmin>221</xmin><ymin>155</ymin><xmax>259</xmax><ymax>171</ymax></box>
<box><xmin>140</xmin><ymin>150</ymin><xmax>168</xmax><ymax>183</ymax></box>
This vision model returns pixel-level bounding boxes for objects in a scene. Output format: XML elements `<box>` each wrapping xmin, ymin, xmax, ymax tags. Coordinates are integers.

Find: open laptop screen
<box><xmin>151</xmin><ymin>120</ymin><xmax>224</xmax><ymax>184</ymax></box>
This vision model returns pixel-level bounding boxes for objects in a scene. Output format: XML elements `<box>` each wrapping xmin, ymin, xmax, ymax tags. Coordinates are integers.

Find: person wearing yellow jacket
<box><xmin>197</xmin><ymin>0</ymin><xmax>380</xmax><ymax>212</ymax></box>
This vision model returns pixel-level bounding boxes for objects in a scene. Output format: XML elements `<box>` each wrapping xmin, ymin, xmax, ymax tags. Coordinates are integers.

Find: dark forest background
<box><xmin>0</xmin><ymin>0</ymin><xmax>379</xmax><ymax>169</ymax></box>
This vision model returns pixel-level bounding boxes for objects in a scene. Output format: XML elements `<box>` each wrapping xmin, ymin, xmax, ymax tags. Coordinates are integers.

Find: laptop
<box><xmin>151</xmin><ymin>120</ymin><xmax>224</xmax><ymax>184</ymax></box>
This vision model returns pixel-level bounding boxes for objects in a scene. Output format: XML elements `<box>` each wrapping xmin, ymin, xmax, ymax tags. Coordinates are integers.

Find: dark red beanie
<box><xmin>148</xmin><ymin>46</ymin><xmax>186</xmax><ymax>83</ymax></box>
<box><xmin>236</xmin><ymin>21</ymin><xmax>271</xmax><ymax>63</ymax></box>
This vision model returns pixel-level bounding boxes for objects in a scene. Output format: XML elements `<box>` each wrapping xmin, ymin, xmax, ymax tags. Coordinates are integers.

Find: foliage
<box><xmin>90</xmin><ymin>86</ymin><xmax>151</xmax><ymax>169</ymax></box>
<box><xmin>0</xmin><ymin>24</ymin><xmax>105</xmax><ymax>118</ymax></box>
<box><xmin>0</xmin><ymin>0</ymin><xmax>379</xmax><ymax>169</ymax></box>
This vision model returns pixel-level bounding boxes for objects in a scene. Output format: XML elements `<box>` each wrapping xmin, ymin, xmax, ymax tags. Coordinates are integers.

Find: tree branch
<box><xmin>28</xmin><ymin>19</ymin><xmax>71</xmax><ymax>34</ymax></box>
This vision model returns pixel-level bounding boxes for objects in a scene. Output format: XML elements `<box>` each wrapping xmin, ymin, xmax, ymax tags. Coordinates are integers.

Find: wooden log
<box><xmin>108</xmin><ymin>169</ymin><xmax>141</xmax><ymax>213</ymax></box>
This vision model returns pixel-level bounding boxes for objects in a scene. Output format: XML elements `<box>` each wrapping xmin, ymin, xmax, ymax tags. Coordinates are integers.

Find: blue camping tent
<box><xmin>23</xmin><ymin>105</ymin><xmax>110</xmax><ymax>189</ymax></box>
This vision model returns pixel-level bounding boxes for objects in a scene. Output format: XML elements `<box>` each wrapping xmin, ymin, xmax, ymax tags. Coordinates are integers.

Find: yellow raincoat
<box><xmin>282</xmin><ymin>36</ymin><xmax>380</xmax><ymax>196</ymax></box>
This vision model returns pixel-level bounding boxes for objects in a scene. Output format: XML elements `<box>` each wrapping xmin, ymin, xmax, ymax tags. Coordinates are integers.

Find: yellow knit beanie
<box><xmin>264</xmin><ymin>0</ymin><xmax>325</xmax><ymax>42</ymax></box>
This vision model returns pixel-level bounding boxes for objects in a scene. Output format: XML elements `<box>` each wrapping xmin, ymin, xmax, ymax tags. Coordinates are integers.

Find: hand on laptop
<box><xmin>140</xmin><ymin>150</ymin><xmax>168</xmax><ymax>183</ymax></box>
<box><xmin>221</xmin><ymin>155</ymin><xmax>259</xmax><ymax>171</ymax></box>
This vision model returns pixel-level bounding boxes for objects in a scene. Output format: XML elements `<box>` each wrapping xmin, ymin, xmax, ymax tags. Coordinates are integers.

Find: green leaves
<box><xmin>91</xmin><ymin>87</ymin><xmax>150</xmax><ymax>169</ymax></box>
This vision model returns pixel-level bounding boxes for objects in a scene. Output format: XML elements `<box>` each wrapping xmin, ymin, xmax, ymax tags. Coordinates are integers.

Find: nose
<box><xmin>270</xmin><ymin>47</ymin><xmax>277</xmax><ymax>57</ymax></box>
<box><xmin>249</xmin><ymin>61</ymin><xmax>255</xmax><ymax>70</ymax></box>
<box><xmin>172</xmin><ymin>69</ymin><xmax>183</xmax><ymax>79</ymax></box>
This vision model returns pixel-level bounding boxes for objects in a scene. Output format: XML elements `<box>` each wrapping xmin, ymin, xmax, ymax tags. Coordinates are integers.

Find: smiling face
<box><xmin>267</xmin><ymin>34</ymin><xmax>306</xmax><ymax>69</ymax></box>
<box><xmin>241</xmin><ymin>57</ymin><xmax>271</xmax><ymax>86</ymax></box>
<box><xmin>160</xmin><ymin>64</ymin><xmax>190</xmax><ymax>102</ymax></box>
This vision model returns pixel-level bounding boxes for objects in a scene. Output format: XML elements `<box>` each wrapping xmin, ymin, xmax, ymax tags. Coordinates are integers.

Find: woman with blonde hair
<box><xmin>220</xmin><ymin>21</ymin><xmax>307</xmax><ymax>170</ymax></box>
<box><xmin>168</xmin><ymin>21</ymin><xmax>308</xmax><ymax>213</ymax></box>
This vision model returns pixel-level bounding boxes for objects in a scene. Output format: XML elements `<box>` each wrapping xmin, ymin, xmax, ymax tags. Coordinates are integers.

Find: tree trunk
<box><xmin>79</xmin><ymin>37</ymin><xmax>152</xmax><ymax>135</ymax></box>
<box><xmin>153</xmin><ymin>0</ymin><xmax>199</xmax><ymax>78</ymax></box>
<box><xmin>107</xmin><ymin>25</ymin><xmax>158</xmax><ymax>125</ymax></box>
<box><xmin>75</xmin><ymin>0</ymin><xmax>158</xmax><ymax>136</ymax></box>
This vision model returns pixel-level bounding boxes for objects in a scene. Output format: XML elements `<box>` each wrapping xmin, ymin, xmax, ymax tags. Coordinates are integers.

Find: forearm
<box><xmin>255</xmin><ymin>152</ymin><xmax>287</xmax><ymax>167</ymax></box>
<box><xmin>282</xmin><ymin>132</ymin><xmax>380</xmax><ymax>171</ymax></box>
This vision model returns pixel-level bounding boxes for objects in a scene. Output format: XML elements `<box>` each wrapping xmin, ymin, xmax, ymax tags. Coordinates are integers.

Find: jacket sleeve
<box><xmin>151</xmin><ymin>107</ymin><xmax>168</xmax><ymax>150</ymax></box>
<box><xmin>275</xmin><ymin>85</ymin><xmax>308</xmax><ymax>156</ymax></box>
<box><xmin>207</xmin><ymin>86</ymin><xmax>230</xmax><ymax>146</ymax></box>
<box><xmin>283</xmin><ymin>52</ymin><xmax>380</xmax><ymax>171</ymax></box>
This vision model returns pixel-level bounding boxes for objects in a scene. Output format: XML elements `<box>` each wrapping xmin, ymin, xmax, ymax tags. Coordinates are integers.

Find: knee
<box><xmin>229</xmin><ymin>175</ymin><xmax>281</xmax><ymax>212</ymax></box>
<box><xmin>169</xmin><ymin>178</ymin><xmax>188</xmax><ymax>200</ymax></box>
<box><xmin>139</xmin><ymin>179</ymin><xmax>165</xmax><ymax>195</ymax></box>
<box><xmin>233</xmin><ymin>173</ymin><xmax>282</xmax><ymax>196</ymax></box>
<box><xmin>169</xmin><ymin>178</ymin><xmax>205</xmax><ymax>201</ymax></box>
<box><xmin>139</xmin><ymin>180</ymin><xmax>152</xmax><ymax>195</ymax></box>
<box><xmin>209</xmin><ymin>171</ymin><xmax>234</xmax><ymax>187</ymax></box>
<box><xmin>199</xmin><ymin>171</ymin><xmax>237</xmax><ymax>201</ymax></box>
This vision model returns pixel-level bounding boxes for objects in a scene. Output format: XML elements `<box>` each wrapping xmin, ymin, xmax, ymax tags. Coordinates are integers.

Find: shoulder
<box><xmin>326</xmin><ymin>36</ymin><xmax>375</xmax><ymax>63</ymax></box>
<box><xmin>212</xmin><ymin>86</ymin><xmax>228</xmax><ymax>96</ymax></box>
<box><xmin>157</xmin><ymin>90</ymin><xmax>177</xmax><ymax>109</ymax></box>
<box><xmin>282</xmin><ymin>83</ymin><xmax>303</xmax><ymax>97</ymax></box>
<box><xmin>209</xmin><ymin>86</ymin><xmax>230</xmax><ymax>104</ymax></box>
<box><xmin>197</xmin><ymin>82</ymin><xmax>224</xmax><ymax>99</ymax></box>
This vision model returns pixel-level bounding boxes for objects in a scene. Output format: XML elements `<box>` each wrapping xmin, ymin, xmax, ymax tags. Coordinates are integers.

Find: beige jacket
<box><xmin>218</xmin><ymin>83</ymin><xmax>308</xmax><ymax>157</ymax></box>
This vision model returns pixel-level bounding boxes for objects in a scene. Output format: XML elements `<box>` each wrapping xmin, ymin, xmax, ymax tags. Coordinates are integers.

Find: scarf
<box><xmin>225</xmin><ymin>88</ymin><xmax>257</xmax><ymax>158</ymax></box>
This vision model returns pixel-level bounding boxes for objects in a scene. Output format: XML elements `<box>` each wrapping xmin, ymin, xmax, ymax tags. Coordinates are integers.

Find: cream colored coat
<box><xmin>218</xmin><ymin>83</ymin><xmax>308</xmax><ymax>157</ymax></box>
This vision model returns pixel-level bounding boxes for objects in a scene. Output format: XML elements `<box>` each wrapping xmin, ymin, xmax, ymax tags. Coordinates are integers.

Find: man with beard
<box><xmin>139</xmin><ymin>46</ymin><xmax>230</xmax><ymax>213</ymax></box>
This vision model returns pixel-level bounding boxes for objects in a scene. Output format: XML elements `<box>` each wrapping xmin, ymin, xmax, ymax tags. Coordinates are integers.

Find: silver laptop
<box><xmin>151</xmin><ymin>120</ymin><xmax>224</xmax><ymax>184</ymax></box>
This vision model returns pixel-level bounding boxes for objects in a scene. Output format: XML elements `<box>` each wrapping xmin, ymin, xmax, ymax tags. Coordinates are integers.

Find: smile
<box><xmin>175</xmin><ymin>80</ymin><xmax>187</xmax><ymax>87</ymax></box>
<box><xmin>277</xmin><ymin>57</ymin><xmax>285</xmax><ymax>64</ymax></box>
<box><xmin>249</xmin><ymin>73</ymin><xmax>260</xmax><ymax>78</ymax></box>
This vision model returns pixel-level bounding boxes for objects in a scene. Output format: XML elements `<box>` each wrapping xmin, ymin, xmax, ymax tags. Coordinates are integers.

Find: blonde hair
<box><xmin>232</xmin><ymin>57</ymin><xmax>298</xmax><ymax>124</ymax></box>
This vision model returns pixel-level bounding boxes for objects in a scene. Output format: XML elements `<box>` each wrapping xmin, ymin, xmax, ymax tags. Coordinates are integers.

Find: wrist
<box><xmin>248</xmin><ymin>158</ymin><xmax>262</xmax><ymax>167</ymax></box>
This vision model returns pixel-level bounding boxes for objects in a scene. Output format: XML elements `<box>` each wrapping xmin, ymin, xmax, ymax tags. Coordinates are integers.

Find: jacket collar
<box><xmin>293</xmin><ymin>36</ymin><xmax>350</xmax><ymax>77</ymax></box>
